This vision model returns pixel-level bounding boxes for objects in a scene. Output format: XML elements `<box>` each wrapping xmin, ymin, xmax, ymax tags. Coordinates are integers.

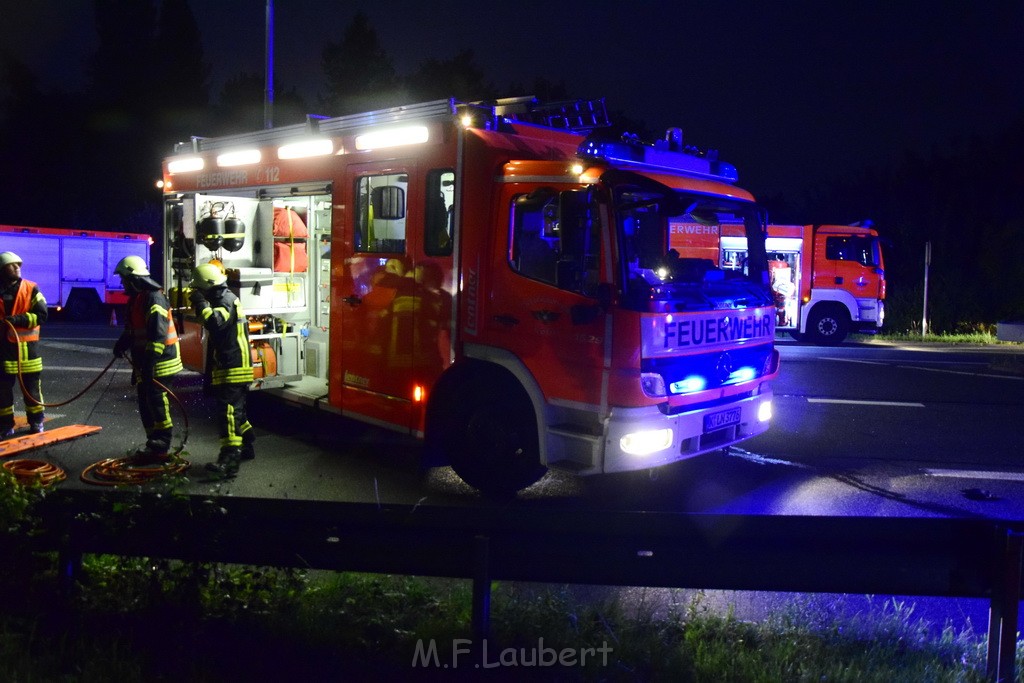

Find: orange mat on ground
<box><xmin>0</xmin><ymin>425</ymin><xmax>101</xmax><ymax>458</ymax></box>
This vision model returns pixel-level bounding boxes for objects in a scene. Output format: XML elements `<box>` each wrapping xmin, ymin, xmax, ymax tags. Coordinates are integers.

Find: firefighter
<box><xmin>0</xmin><ymin>251</ymin><xmax>47</xmax><ymax>438</ymax></box>
<box><xmin>189</xmin><ymin>263</ymin><xmax>256</xmax><ymax>477</ymax></box>
<box><xmin>112</xmin><ymin>255</ymin><xmax>182</xmax><ymax>463</ymax></box>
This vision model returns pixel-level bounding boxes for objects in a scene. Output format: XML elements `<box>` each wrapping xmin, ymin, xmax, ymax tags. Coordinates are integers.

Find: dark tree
<box><xmin>154</xmin><ymin>0</ymin><xmax>210</xmax><ymax>139</ymax></box>
<box><xmin>320</xmin><ymin>11</ymin><xmax>402</xmax><ymax>115</ymax></box>
<box><xmin>406</xmin><ymin>49</ymin><xmax>496</xmax><ymax>103</ymax></box>
<box><xmin>213</xmin><ymin>72</ymin><xmax>309</xmax><ymax>136</ymax></box>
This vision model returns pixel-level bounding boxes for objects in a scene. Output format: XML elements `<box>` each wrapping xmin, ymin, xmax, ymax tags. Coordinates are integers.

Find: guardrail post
<box><xmin>57</xmin><ymin>543</ymin><xmax>82</xmax><ymax>601</ymax></box>
<box><xmin>986</xmin><ymin>529</ymin><xmax>1022</xmax><ymax>683</ymax></box>
<box><xmin>471</xmin><ymin>535</ymin><xmax>491</xmax><ymax>641</ymax></box>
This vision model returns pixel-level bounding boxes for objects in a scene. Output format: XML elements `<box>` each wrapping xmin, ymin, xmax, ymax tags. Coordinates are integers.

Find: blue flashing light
<box><xmin>710</xmin><ymin>161</ymin><xmax>739</xmax><ymax>183</ymax></box>
<box><xmin>727</xmin><ymin>366</ymin><xmax>757</xmax><ymax>384</ymax></box>
<box><xmin>670</xmin><ymin>375</ymin><xmax>707</xmax><ymax>394</ymax></box>
<box><xmin>578</xmin><ymin>137</ymin><xmax>738</xmax><ymax>183</ymax></box>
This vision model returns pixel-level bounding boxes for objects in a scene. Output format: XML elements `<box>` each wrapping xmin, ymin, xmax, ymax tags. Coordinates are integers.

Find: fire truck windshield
<box><xmin>613</xmin><ymin>187</ymin><xmax>771</xmax><ymax>313</ymax></box>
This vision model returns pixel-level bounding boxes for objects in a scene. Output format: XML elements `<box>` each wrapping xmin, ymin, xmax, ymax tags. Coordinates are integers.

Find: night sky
<box><xmin>6</xmin><ymin>1</ymin><xmax>1023</xmax><ymax>201</ymax></box>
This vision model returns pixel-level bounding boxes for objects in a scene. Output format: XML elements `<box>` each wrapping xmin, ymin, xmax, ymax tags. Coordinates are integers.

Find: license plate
<box><xmin>704</xmin><ymin>407</ymin><xmax>741</xmax><ymax>432</ymax></box>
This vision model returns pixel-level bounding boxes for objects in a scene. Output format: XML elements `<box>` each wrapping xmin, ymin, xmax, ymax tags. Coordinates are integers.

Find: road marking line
<box><xmin>807</xmin><ymin>398</ymin><xmax>924</xmax><ymax>407</ymax></box>
<box><xmin>47</xmin><ymin>366</ymin><xmax>132</xmax><ymax>373</ymax></box>
<box><xmin>924</xmin><ymin>469</ymin><xmax>1024</xmax><ymax>482</ymax></box>
<box><xmin>820</xmin><ymin>356</ymin><xmax>1023</xmax><ymax>380</ymax></box>
<box><xmin>896</xmin><ymin>364</ymin><xmax>1024</xmax><ymax>380</ymax></box>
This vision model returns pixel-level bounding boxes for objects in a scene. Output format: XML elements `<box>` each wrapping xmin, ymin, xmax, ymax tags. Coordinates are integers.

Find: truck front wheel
<box><xmin>807</xmin><ymin>305</ymin><xmax>849</xmax><ymax>345</ymax></box>
<box><xmin>446</xmin><ymin>377</ymin><xmax>546</xmax><ymax>497</ymax></box>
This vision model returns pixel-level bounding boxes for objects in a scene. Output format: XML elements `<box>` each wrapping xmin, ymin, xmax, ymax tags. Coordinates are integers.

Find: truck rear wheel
<box><xmin>807</xmin><ymin>305</ymin><xmax>849</xmax><ymax>345</ymax></box>
<box><xmin>447</xmin><ymin>377</ymin><xmax>546</xmax><ymax>497</ymax></box>
<box><xmin>64</xmin><ymin>287</ymin><xmax>102</xmax><ymax>322</ymax></box>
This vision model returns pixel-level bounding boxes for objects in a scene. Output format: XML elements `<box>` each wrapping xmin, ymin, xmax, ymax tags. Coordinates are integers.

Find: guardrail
<box><xmin>34</xmin><ymin>491</ymin><xmax>1024</xmax><ymax>682</ymax></box>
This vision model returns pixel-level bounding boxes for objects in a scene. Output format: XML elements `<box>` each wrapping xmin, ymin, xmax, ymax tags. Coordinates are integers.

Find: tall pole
<box><xmin>264</xmin><ymin>0</ymin><xmax>275</xmax><ymax>129</ymax></box>
<box><xmin>921</xmin><ymin>241</ymin><xmax>931</xmax><ymax>337</ymax></box>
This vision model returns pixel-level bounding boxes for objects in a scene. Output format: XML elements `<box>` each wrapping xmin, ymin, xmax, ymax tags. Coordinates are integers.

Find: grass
<box><xmin>0</xmin><ymin>555</ymin><xmax>1009</xmax><ymax>682</ymax></box>
<box><xmin>855</xmin><ymin>331</ymin><xmax>1008</xmax><ymax>345</ymax></box>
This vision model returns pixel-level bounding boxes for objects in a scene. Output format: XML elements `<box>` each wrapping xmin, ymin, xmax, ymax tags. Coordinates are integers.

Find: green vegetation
<box><xmin>854</xmin><ymin>330</ymin><xmax>1006</xmax><ymax>345</ymax></box>
<box><xmin>0</xmin><ymin>453</ymin><xmax>1018</xmax><ymax>681</ymax></box>
<box><xmin>0</xmin><ymin>559</ymin><xmax>1009</xmax><ymax>682</ymax></box>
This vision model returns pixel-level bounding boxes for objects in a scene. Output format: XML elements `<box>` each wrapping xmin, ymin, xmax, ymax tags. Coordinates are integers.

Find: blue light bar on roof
<box><xmin>578</xmin><ymin>139</ymin><xmax>738</xmax><ymax>183</ymax></box>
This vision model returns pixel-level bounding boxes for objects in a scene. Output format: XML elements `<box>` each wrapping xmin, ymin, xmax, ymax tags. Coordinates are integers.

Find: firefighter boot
<box><xmin>240</xmin><ymin>433</ymin><xmax>256</xmax><ymax>461</ymax></box>
<box><xmin>206</xmin><ymin>449</ymin><xmax>241</xmax><ymax>477</ymax></box>
<box><xmin>129</xmin><ymin>446</ymin><xmax>170</xmax><ymax>466</ymax></box>
<box><xmin>29</xmin><ymin>418</ymin><xmax>44</xmax><ymax>435</ymax></box>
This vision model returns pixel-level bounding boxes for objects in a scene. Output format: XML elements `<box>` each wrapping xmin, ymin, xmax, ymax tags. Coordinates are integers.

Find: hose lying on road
<box><xmin>4</xmin><ymin>319</ymin><xmax>192</xmax><ymax>484</ymax></box>
<box><xmin>3</xmin><ymin>458</ymin><xmax>66</xmax><ymax>487</ymax></box>
<box><xmin>80</xmin><ymin>456</ymin><xmax>190</xmax><ymax>486</ymax></box>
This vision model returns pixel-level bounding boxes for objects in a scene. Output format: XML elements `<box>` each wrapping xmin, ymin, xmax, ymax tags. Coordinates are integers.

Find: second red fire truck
<box><xmin>674</xmin><ymin>221</ymin><xmax>886</xmax><ymax>344</ymax></box>
<box><xmin>160</xmin><ymin>97</ymin><xmax>780</xmax><ymax>494</ymax></box>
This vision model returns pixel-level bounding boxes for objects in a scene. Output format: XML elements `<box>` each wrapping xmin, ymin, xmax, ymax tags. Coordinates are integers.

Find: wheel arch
<box><xmin>423</xmin><ymin>346</ymin><xmax>549</xmax><ymax>467</ymax></box>
<box><xmin>799</xmin><ymin>290</ymin><xmax>858</xmax><ymax>334</ymax></box>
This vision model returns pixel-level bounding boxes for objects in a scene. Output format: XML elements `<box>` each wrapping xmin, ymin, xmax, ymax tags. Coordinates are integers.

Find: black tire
<box><xmin>807</xmin><ymin>305</ymin><xmax>849</xmax><ymax>345</ymax></box>
<box><xmin>64</xmin><ymin>287</ymin><xmax>102</xmax><ymax>322</ymax></box>
<box><xmin>446</xmin><ymin>377</ymin><xmax>546</xmax><ymax>496</ymax></box>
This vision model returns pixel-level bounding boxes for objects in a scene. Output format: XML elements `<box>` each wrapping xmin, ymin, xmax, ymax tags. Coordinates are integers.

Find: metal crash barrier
<box><xmin>31</xmin><ymin>491</ymin><xmax>1024</xmax><ymax>683</ymax></box>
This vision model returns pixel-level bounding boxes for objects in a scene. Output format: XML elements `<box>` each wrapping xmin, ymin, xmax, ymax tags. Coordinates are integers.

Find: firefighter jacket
<box><xmin>118</xmin><ymin>289</ymin><xmax>182</xmax><ymax>378</ymax></box>
<box><xmin>0</xmin><ymin>278</ymin><xmax>47</xmax><ymax>375</ymax></box>
<box><xmin>192</xmin><ymin>286</ymin><xmax>253</xmax><ymax>386</ymax></box>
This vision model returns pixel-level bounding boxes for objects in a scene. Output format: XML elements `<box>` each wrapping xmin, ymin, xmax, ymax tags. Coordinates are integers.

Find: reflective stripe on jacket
<box><xmin>125</xmin><ymin>290</ymin><xmax>182</xmax><ymax>378</ymax></box>
<box><xmin>196</xmin><ymin>288</ymin><xmax>253</xmax><ymax>385</ymax></box>
<box><xmin>0</xmin><ymin>279</ymin><xmax>46</xmax><ymax>374</ymax></box>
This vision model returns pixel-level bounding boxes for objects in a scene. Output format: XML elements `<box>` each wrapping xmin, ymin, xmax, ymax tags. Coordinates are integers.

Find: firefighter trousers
<box><xmin>0</xmin><ymin>371</ymin><xmax>44</xmax><ymax>431</ymax></box>
<box><xmin>136</xmin><ymin>377</ymin><xmax>174</xmax><ymax>451</ymax></box>
<box><xmin>214</xmin><ymin>382</ymin><xmax>254</xmax><ymax>454</ymax></box>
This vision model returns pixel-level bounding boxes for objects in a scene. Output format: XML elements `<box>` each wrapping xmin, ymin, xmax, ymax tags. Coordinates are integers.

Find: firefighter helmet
<box><xmin>0</xmin><ymin>252</ymin><xmax>23</xmax><ymax>267</ymax></box>
<box><xmin>114</xmin><ymin>255</ymin><xmax>150</xmax><ymax>277</ymax></box>
<box><xmin>191</xmin><ymin>262</ymin><xmax>227</xmax><ymax>289</ymax></box>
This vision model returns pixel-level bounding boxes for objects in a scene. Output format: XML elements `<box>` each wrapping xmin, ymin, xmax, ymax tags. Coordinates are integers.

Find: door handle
<box><xmin>342</xmin><ymin>295</ymin><xmax>362</xmax><ymax>306</ymax></box>
<box><xmin>493</xmin><ymin>314</ymin><xmax>519</xmax><ymax>327</ymax></box>
<box><xmin>531</xmin><ymin>309</ymin><xmax>561</xmax><ymax>323</ymax></box>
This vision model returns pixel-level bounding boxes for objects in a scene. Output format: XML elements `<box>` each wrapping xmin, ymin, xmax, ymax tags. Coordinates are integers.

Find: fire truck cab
<box><xmin>161</xmin><ymin>98</ymin><xmax>779</xmax><ymax>495</ymax></box>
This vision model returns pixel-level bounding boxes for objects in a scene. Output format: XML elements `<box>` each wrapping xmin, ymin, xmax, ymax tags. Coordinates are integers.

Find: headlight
<box><xmin>757</xmin><ymin>400</ymin><xmax>772</xmax><ymax>422</ymax></box>
<box><xmin>620</xmin><ymin>428</ymin><xmax>673</xmax><ymax>456</ymax></box>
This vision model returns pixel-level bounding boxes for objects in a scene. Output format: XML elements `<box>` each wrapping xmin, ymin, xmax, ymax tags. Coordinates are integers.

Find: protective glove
<box><xmin>113</xmin><ymin>334</ymin><xmax>131</xmax><ymax>359</ymax></box>
<box><xmin>190</xmin><ymin>290</ymin><xmax>209</xmax><ymax>317</ymax></box>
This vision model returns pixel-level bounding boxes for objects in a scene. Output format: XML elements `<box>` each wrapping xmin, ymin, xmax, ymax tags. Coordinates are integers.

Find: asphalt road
<box><xmin>23</xmin><ymin>323</ymin><xmax>1024</xmax><ymax>520</ymax></box>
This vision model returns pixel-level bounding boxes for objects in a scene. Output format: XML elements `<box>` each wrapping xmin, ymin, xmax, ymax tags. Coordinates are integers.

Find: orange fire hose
<box><xmin>2</xmin><ymin>319</ymin><xmax>192</xmax><ymax>485</ymax></box>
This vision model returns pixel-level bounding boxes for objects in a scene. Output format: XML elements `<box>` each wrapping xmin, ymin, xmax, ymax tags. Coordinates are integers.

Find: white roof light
<box><xmin>167</xmin><ymin>156</ymin><xmax>204</xmax><ymax>174</ymax></box>
<box><xmin>217</xmin><ymin>149</ymin><xmax>262</xmax><ymax>167</ymax></box>
<box><xmin>354</xmin><ymin>125</ymin><xmax>429</xmax><ymax>151</ymax></box>
<box><xmin>278</xmin><ymin>138</ymin><xmax>334</xmax><ymax>160</ymax></box>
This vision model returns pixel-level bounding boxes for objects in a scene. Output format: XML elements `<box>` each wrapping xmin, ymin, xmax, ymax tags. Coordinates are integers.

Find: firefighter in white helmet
<box><xmin>0</xmin><ymin>251</ymin><xmax>47</xmax><ymax>438</ymax></box>
<box><xmin>112</xmin><ymin>255</ymin><xmax>182</xmax><ymax>463</ymax></box>
<box><xmin>190</xmin><ymin>262</ymin><xmax>256</xmax><ymax>477</ymax></box>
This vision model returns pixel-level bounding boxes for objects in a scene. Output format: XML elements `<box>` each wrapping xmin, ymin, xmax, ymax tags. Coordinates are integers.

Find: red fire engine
<box><xmin>161</xmin><ymin>97</ymin><xmax>780</xmax><ymax>494</ymax></box>
<box><xmin>714</xmin><ymin>223</ymin><xmax>886</xmax><ymax>344</ymax></box>
<box><xmin>0</xmin><ymin>224</ymin><xmax>152</xmax><ymax>319</ymax></box>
